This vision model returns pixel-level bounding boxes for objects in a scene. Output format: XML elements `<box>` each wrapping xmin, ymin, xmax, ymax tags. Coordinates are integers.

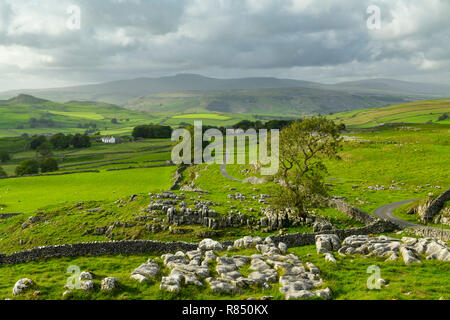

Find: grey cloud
<box><xmin>0</xmin><ymin>0</ymin><xmax>449</xmax><ymax>90</ymax></box>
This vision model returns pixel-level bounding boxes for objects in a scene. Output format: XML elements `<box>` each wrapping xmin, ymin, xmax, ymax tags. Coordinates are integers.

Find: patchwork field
<box><xmin>329</xmin><ymin>99</ymin><xmax>450</xmax><ymax>127</ymax></box>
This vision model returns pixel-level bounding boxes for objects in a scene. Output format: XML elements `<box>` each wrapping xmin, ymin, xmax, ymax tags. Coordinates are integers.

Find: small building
<box><xmin>101</xmin><ymin>136</ymin><xmax>117</xmax><ymax>144</ymax></box>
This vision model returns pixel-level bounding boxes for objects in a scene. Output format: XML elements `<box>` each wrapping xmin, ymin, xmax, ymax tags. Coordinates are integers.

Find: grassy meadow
<box><xmin>329</xmin><ymin>99</ymin><xmax>450</xmax><ymax>128</ymax></box>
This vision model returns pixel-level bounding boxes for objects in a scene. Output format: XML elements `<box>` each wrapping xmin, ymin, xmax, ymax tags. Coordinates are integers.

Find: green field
<box><xmin>329</xmin><ymin>99</ymin><xmax>450</xmax><ymax>127</ymax></box>
<box><xmin>172</xmin><ymin>114</ymin><xmax>231</xmax><ymax>120</ymax></box>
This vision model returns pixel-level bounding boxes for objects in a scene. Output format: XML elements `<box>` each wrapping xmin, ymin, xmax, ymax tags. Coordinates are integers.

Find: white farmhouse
<box><xmin>101</xmin><ymin>136</ymin><xmax>116</xmax><ymax>144</ymax></box>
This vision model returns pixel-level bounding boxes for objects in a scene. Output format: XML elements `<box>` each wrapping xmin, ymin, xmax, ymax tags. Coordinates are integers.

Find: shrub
<box><xmin>71</xmin><ymin>134</ymin><xmax>91</xmax><ymax>148</ymax></box>
<box><xmin>0</xmin><ymin>166</ymin><xmax>7</xmax><ymax>177</ymax></box>
<box><xmin>50</xmin><ymin>133</ymin><xmax>71</xmax><ymax>149</ymax></box>
<box><xmin>40</xmin><ymin>158</ymin><xmax>59</xmax><ymax>173</ymax></box>
<box><xmin>15</xmin><ymin>159</ymin><xmax>40</xmax><ymax>176</ymax></box>
<box><xmin>30</xmin><ymin>136</ymin><xmax>47</xmax><ymax>150</ymax></box>
<box><xmin>132</xmin><ymin>125</ymin><xmax>172</xmax><ymax>139</ymax></box>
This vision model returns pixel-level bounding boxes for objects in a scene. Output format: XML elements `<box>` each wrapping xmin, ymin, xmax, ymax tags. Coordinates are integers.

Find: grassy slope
<box><xmin>124</xmin><ymin>87</ymin><xmax>405</xmax><ymax>116</ymax></box>
<box><xmin>329</xmin><ymin>99</ymin><xmax>450</xmax><ymax>128</ymax></box>
<box><xmin>0</xmin><ymin>95</ymin><xmax>165</xmax><ymax>138</ymax></box>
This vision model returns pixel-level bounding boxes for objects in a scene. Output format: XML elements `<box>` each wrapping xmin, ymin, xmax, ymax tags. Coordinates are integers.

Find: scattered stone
<box><xmin>324</xmin><ymin>252</ymin><xmax>337</xmax><ymax>264</ymax></box>
<box><xmin>131</xmin><ymin>260</ymin><xmax>160</xmax><ymax>282</ymax></box>
<box><xmin>313</xmin><ymin>222</ymin><xmax>333</xmax><ymax>233</ymax></box>
<box><xmin>12</xmin><ymin>278</ymin><xmax>34</xmax><ymax>296</ymax></box>
<box><xmin>206</xmin><ymin>278</ymin><xmax>237</xmax><ymax>294</ymax></box>
<box><xmin>315</xmin><ymin>234</ymin><xmax>341</xmax><ymax>254</ymax></box>
<box><xmin>101</xmin><ymin>277</ymin><xmax>120</xmax><ymax>291</ymax></box>
<box><xmin>80</xmin><ymin>280</ymin><xmax>94</xmax><ymax>291</ymax></box>
<box><xmin>199</xmin><ymin>239</ymin><xmax>223</xmax><ymax>252</ymax></box>
<box><xmin>79</xmin><ymin>271</ymin><xmax>93</xmax><ymax>281</ymax></box>
<box><xmin>62</xmin><ymin>290</ymin><xmax>72</xmax><ymax>297</ymax></box>
<box><xmin>400</xmin><ymin>247</ymin><xmax>421</xmax><ymax>265</ymax></box>
<box><xmin>278</xmin><ymin>242</ymin><xmax>287</xmax><ymax>254</ymax></box>
<box><xmin>315</xmin><ymin>287</ymin><xmax>332</xmax><ymax>300</ymax></box>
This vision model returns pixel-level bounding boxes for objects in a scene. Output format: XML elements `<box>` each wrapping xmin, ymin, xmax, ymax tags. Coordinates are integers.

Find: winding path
<box><xmin>220</xmin><ymin>151</ymin><xmax>243</xmax><ymax>182</ymax></box>
<box><xmin>373</xmin><ymin>199</ymin><xmax>419</xmax><ymax>228</ymax></box>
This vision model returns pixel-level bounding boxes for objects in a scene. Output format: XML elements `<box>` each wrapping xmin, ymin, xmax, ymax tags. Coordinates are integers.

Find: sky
<box><xmin>0</xmin><ymin>0</ymin><xmax>449</xmax><ymax>91</ymax></box>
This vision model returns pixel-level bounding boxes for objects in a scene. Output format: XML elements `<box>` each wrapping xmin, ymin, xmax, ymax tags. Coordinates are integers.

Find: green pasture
<box><xmin>330</xmin><ymin>99</ymin><xmax>450</xmax><ymax>127</ymax></box>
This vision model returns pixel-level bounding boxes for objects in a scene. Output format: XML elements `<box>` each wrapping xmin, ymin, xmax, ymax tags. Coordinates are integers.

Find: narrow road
<box><xmin>373</xmin><ymin>199</ymin><xmax>419</xmax><ymax>228</ymax></box>
<box><xmin>220</xmin><ymin>151</ymin><xmax>243</xmax><ymax>182</ymax></box>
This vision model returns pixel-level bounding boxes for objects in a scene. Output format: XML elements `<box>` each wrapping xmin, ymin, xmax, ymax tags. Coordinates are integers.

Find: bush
<box><xmin>40</xmin><ymin>158</ymin><xmax>59</xmax><ymax>173</ymax></box>
<box><xmin>0</xmin><ymin>166</ymin><xmax>7</xmax><ymax>177</ymax></box>
<box><xmin>0</xmin><ymin>151</ymin><xmax>10</xmax><ymax>163</ymax></box>
<box><xmin>132</xmin><ymin>125</ymin><xmax>172</xmax><ymax>139</ymax></box>
<box><xmin>36</xmin><ymin>142</ymin><xmax>53</xmax><ymax>158</ymax></box>
<box><xmin>15</xmin><ymin>159</ymin><xmax>40</xmax><ymax>176</ymax></box>
<box><xmin>30</xmin><ymin>136</ymin><xmax>47</xmax><ymax>150</ymax></box>
<box><xmin>71</xmin><ymin>134</ymin><xmax>91</xmax><ymax>148</ymax></box>
<box><xmin>438</xmin><ymin>113</ymin><xmax>449</xmax><ymax>121</ymax></box>
<box><xmin>50</xmin><ymin>133</ymin><xmax>71</xmax><ymax>149</ymax></box>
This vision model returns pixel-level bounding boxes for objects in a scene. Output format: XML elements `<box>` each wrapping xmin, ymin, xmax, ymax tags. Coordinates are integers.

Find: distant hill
<box><xmin>330</xmin><ymin>79</ymin><xmax>450</xmax><ymax>97</ymax></box>
<box><xmin>329</xmin><ymin>99</ymin><xmax>450</xmax><ymax>127</ymax></box>
<box><xmin>125</xmin><ymin>87</ymin><xmax>408</xmax><ymax>116</ymax></box>
<box><xmin>0</xmin><ymin>74</ymin><xmax>321</xmax><ymax>105</ymax></box>
<box><xmin>1</xmin><ymin>74</ymin><xmax>449</xmax><ymax>116</ymax></box>
<box><xmin>7</xmin><ymin>94</ymin><xmax>49</xmax><ymax>105</ymax></box>
<box><xmin>0</xmin><ymin>95</ymin><xmax>160</xmax><ymax>138</ymax></box>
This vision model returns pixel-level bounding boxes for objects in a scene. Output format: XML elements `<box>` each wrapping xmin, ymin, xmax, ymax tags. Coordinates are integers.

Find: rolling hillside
<box><xmin>2</xmin><ymin>75</ymin><xmax>448</xmax><ymax>116</ymax></box>
<box><xmin>329</xmin><ymin>99</ymin><xmax>450</xmax><ymax>127</ymax></box>
<box><xmin>124</xmin><ymin>87</ymin><xmax>407</xmax><ymax>116</ymax></box>
<box><xmin>0</xmin><ymin>94</ymin><xmax>162</xmax><ymax>138</ymax></box>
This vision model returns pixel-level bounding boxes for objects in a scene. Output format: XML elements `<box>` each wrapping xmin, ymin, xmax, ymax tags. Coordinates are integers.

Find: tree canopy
<box><xmin>15</xmin><ymin>159</ymin><xmax>40</xmax><ymax>176</ymax></box>
<box><xmin>132</xmin><ymin>125</ymin><xmax>172</xmax><ymax>139</ymax></box>
<box><xmin>271</xmin><ymin>117</ymin><xmax>342</xmax><ymax>217</ymax></box>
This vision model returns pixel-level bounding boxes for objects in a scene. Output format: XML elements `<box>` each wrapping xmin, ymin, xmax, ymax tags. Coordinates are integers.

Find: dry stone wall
<box><xmin>0</xmin><ymin>220</ymin><xmax>398</xmax><ymax>266</ymax></box>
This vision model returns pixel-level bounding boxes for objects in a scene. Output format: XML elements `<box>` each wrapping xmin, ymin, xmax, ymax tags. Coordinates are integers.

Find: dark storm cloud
<box><xmin>0</xmin><ymin>0</ymin><xmax>449</xmax><ymax>90</ymax></box>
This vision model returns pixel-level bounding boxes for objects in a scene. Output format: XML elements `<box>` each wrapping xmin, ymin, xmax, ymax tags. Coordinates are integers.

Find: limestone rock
<box><xmin>101</xmin><ymin>277</ymin><xmax>120</xmax><ymax>291</ymax></box>
<box><xmin>400</xmin><ymin>247</ymin><xmax>421</xmax><ymax>265</ymax></box>
<box><xmin>315</xmin><ymin>287</ymin><xmax>332</xmax><ymax>300</ymax></box>
<box><xmin>12</xmin><ymin>278</ymin><xmax>34</xmax><ymax>296</ymax></box>
<box><xmin>199</xmin><ymin>238</ymin><xmax>223</xmax><ymax>252</ymax></box>
<box><xmin>315</xmin><ymin>234</ymin><xmax>341</xmax><ymax>254</ymax></box>
<box><xmin>278</xmin><ymin>242</ymin><xmax>288</xmax><ymax>254</ymax></box>
<box><xmin>131</xmin><ymin>260</ymin><xmax>160</xmax><ymax>281</ymax></box>
<box><xmin>79</xmin><ymin>271</ymin><xmax>93</xmax><ymax>281</ymax></box>
<box><xmin>324</xmin><ymin>252</ymin><xmax>337</xmax><ymax>264</ymax></box>
<box><xmin>80</xmin><ymin>280</ymin><xmax>94</xmax><ymax>291</ymax></box>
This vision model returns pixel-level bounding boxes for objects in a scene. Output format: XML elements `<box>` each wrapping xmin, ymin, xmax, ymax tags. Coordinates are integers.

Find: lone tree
<box><xmin>15</xmin><ymin>159</ymin><xmax>40</xmax><ymax>176</ymax></box>
<box><xmin>40</xmin><ymin>158</ymin><xmax>59</xmax><ymax>173</ymax></box>
<box><xmin>271</xmin><ymin>117</ymin><xmax>342</xmax><ymax>218</ymax></box>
